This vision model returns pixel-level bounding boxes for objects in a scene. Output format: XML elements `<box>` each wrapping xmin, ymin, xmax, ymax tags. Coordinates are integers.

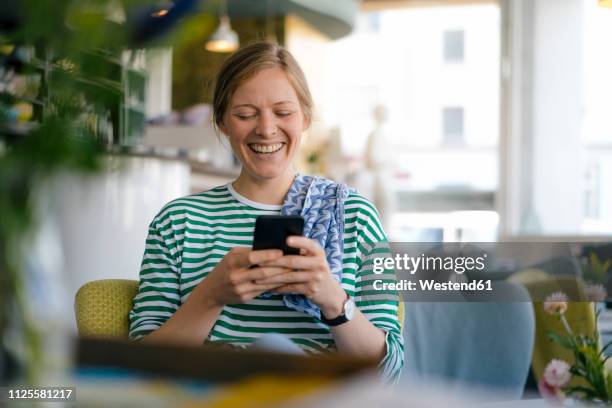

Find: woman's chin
<box><xmin>246</xmin><ymin>165</ymin><xmax>291</xmax><ymax>181</ymax></box>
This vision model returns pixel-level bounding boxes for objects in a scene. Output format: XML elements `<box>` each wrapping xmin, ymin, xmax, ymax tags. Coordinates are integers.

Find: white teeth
<box><xmin>249</xmin><ymin>143</ymin><xmax>283</xmax><ymax>154</ymax></box>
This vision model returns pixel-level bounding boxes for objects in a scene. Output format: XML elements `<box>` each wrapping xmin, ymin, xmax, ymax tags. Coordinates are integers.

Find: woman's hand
<box><xmin>254</xmin><ymin>236</ymin><xmax>347</xmax><ymax>319</ymax></box>
<box><xmin>195</xmin><ymin>247</ymin><xmax>291</xmax><ymax>307</ymax></box>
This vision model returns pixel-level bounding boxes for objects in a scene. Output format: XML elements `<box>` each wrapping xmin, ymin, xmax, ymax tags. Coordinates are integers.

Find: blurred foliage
<box><xmin>583</xmin><ymin>252</ymin><xmax>612</xmax><ymax>285</ymax></box>
<box><xmin>0</xmin><ymin>0</ymin><xmax>159</xmax><ymax>382</ymax></box>
<box><xmin>547</xmin><ymin>308</ymin><xmax>612</xmax><ymax>403</ymax></box>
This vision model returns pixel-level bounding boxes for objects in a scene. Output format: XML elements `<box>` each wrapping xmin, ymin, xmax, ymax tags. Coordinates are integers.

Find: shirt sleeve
<box><xmin>350</xmin><ymin>198</ymin><xmax>405</xmax><ymax>384</ymax></box>
<box><xmin>128</xmin><ymin>213</ymin><xmax>181</xmax><ymax>340</ymax></box>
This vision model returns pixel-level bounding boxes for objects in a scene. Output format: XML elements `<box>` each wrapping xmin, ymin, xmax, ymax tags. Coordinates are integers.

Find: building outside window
<box><xmin>322</xmin><ymin>3</ymin><xmax>500</xmax><ymax>241</ymax></box>
<box><xmin>443</xmin><ymin>29</ymin><xmax>465</xmax><ymax>63</ymax></box>
<box><xmin>442</xmin><ymin>106</ymin><xmax>465</xmax><ymax>146</ymax></box>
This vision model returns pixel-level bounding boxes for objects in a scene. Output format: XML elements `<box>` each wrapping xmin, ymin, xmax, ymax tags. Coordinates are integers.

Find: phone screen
<box><xmin>252</xmin><ymin>215</ymin><xmax>304</xmax><ymax>255</ymax></box>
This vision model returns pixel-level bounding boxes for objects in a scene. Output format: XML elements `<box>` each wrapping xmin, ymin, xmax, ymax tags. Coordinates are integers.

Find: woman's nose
<box><xmin>255</xmin><ymin>112</ymin><xmax>278</xmax><ymax>137</ymax></box>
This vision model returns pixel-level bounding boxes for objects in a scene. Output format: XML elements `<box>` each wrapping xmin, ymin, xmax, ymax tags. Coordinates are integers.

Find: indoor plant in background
<box><xmin>540</xmin><ymin>291</ymin><xmax>612</xmax><ymax>405</ymax></box>
<box><xmin>0</xmin><ymin>0</ymin><xmax>198</xmax><ymax>383</ymax></box>
<box><xmin>1</xmin><ymin>0</ymin><xmax>109</xmax><ymax>382</ymax></box>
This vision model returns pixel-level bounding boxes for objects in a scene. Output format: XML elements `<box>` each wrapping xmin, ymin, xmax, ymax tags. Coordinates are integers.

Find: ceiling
<box><xmin>221</xmin><ymin>0</ymin><xmax>360</xmax><ymax>39</ymax></box>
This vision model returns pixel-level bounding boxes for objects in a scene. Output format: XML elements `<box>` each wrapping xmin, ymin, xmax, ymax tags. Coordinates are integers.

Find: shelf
<box><xmin>190</xmin><ymin>160</ymin><xmax>241</xmax><ymax>178</ymax></box>
<box><xmin>78</xmin><ymin>75</ymin><xmax>122</xmax><ymax>92</ymax></box>
<box><xmin>2</xmin><ymin>43</ymin><xmax>147</xmax><ymax>146</ymax></box>
<box><xmin>0</xmin><ymin>92</ymin><xmax>44</xmax><ymax>106</ymax></box>
<box><xmin>30</xmin><ymin>57</ymin><xmax>47</xmax><ymax>70</ymax></box>
<box><xmin>0</xmin><ymin>122</ymin><xmax>39</xmax><ymax>137</ymax></box>
<box><xmin>394</xmin><ymin>145</ymin><xmax>498</xmax><ymax>153</ymax></box>
<box><xmin>397</xmin><ymin>189</ymin><xmax>495</xmax><ymax>212</ymax></box>
<box><xmin>126</xmin><ymin>104</ymin><xmax>146</xmax><ymax>114</ymax></box>
<box><xmin>68</xmin><ymin>73</ymin><xmax>123</xmax><ymax>94</ymax></box>
<box><xmin>0</xmin><ymin>56</ymin><xmax>46</xmax><ymax>72</ymax></box>
<box><xmin>82</xmin><ymin>48</ymin><xmax>122</xmax><ymax>66</ymax></box>
<box><xmin>125</xmin><ymin>67</ymin><xmax>147</xmax><ymax>76</ymax></box>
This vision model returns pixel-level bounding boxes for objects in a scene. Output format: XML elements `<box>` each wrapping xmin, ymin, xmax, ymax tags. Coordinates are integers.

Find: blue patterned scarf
<box><xmin>274</xmin><ymin>174</ymin><xmax>352</xmax><ymax>320</ymax></box>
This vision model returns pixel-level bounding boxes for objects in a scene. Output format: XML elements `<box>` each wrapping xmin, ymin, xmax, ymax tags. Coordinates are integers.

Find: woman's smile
<box><xmin>248</xmin><ymin>142</ymin><xmax>285</xmax><ymax>155</ymax></box>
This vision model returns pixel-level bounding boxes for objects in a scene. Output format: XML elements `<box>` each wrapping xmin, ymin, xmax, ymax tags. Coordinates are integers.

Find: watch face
<box><xmin>344</xmin><ymin>298</ymin><xmax>356</xmax><ymax>321</ymax></box>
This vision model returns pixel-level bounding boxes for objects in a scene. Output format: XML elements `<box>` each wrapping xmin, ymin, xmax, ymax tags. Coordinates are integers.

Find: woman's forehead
<box><xmin>231</xmin><ymin>67</ymin><xmax>300</xmax><ymax>106</ymax></box>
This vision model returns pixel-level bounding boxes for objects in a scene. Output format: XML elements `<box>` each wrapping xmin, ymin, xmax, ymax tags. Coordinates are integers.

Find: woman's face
<box><xmin>220</xmin><ymin>66</ymin><xmax>308</xmax><ymax>182</ymax></box>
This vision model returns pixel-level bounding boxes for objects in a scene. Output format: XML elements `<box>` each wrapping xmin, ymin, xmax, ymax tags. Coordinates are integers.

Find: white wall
<box><xmin>531</xmin><ymin>0</ymin><xmax>584</xmax><ymax>234</ymax></box>
<box><xmin>504</xmin><ymin>0</ymin><xmax>585</xmax><ymax>235</ymax></box>
<box><xmin>30</xmin><ymin>155</ymin><xmax>190</xmax><ymax>330</ymax></box>
<box><xmin>145</xmin><ymin>48</ymin><xmax>173</xmax><ymax>118</ymax></box>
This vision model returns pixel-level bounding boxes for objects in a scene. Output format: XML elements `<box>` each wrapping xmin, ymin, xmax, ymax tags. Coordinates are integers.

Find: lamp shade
<box><xmin>151</xmin><ymin>2</ymin><xmax>174</xmax><ymax>18</ymax></box>
<box><xmin>205</xmin><ymin>16</ymin><xmax>239</xmax><ymax>53</ymax></box>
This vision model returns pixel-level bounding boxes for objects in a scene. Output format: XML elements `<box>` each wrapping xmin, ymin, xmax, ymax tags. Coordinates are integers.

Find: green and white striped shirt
<box><xmin>129</xmin><ymin>183</ymin><xmax>404</xmax><ymax>382</ymax></box>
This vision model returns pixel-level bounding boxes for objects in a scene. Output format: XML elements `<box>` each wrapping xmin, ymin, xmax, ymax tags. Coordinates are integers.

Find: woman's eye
<box><xmin>276</xmin><ymin>111</ymin><xmax>292</xmax><ymax>117</ymax></box>
<box><xmin>235</xmin><ymin>114</ymin><xmax>255</xmax><ymax>120</ymax></box>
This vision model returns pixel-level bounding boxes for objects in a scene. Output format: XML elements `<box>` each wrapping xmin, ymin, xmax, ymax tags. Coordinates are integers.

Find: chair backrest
<box><xmin>397</xmin><ymin>301</ymin><xmax>405</xmax><ymax>334</ymax></box>
<box><xmin>401</xmin><ymin>281</ymin><xmax>535</xmax><ymax>399</ymax></box>
<box><xmin>74</xmin><ymin>279</ymin><xmax>139</xmax><ymax>338</ymax></box>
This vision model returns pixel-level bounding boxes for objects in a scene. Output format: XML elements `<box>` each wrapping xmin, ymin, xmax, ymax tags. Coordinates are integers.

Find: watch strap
<box><xmin>320</xmin><ymin>293</ymin><xmax>350</xmax><ymax>326</ymax></box>
<box><xmin>321</xmin><ymin>312</ymin><xmax>349</xmax><ymax>326</ymax></box>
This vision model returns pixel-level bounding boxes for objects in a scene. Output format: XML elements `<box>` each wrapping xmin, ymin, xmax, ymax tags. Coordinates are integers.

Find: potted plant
<box><xmin>539</xmin><ymin>290</ymin><xmax>612</xmax><ymax>405</ymax></box>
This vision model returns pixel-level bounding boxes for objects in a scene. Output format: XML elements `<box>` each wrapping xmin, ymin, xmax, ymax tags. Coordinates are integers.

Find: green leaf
<box><xmin>547</xmin><ymin>331</ymin><xmax>574</xmax><ymax>349</ymax></box>
<box><xmin>570</xmin><ymin>366</ymin><xmax>588</xmax><ymax>378</ymax></box>
<box><xmin>565</xmin><ymin>385</ymin><xmax>597</xmax><ymax>399</ymax></box>
<box><xmin>600</xmin><ymin>341</ymin><xmax>612</xmax><ymax>357</ymax></box>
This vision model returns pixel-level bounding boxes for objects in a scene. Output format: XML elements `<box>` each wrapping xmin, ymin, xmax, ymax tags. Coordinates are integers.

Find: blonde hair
<box><xmin>212</xmin><ymin>41</ymin><xmax>313</xmax><ymax>131</ymax></box>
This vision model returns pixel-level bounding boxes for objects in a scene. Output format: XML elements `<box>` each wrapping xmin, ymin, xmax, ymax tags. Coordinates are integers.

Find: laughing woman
<box><xmin>128</xmin><ymin>41</ymin><xmax>404</xmax><ymax>383</ymax></box>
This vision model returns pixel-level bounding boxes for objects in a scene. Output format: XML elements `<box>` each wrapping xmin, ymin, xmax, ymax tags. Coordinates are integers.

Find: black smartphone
<box><xmin>252</xmin><ymin>215</ymin><xmax>304</xmax><ymax>255</ymax></box>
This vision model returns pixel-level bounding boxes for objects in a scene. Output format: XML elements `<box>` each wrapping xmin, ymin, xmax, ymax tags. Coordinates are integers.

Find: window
<box><xmin>356</xmin><ymin>12</ymin><xmax>381</xmax><ymax>33</ymax></box>
<box><xmin>443</xmin><ymin>29</ymin><xmax>465</xmax><ymax>63</ymax></box>
<box><xmin>319</xmin><ymin>3</ymin><xmax>500</xmax><ymax>240</ymax></box>
<box><xmin>442</xmin><ymin>107</ymin><xmax>465</xmax><ymax>145</ymax></box>
<box><xmin>503</xmin><ymin>0</ymin><xmax>612</xmax><ymax>236</ymax></box>
<box><xmin>367</xmin><ymin>12</ymin><xmax>381</xmax><ymax>32</ymax></box>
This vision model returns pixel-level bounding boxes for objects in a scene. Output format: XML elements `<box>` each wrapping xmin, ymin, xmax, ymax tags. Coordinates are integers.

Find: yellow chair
<box><xmin>74</xmin><ymin>279</ymin><xmax>139</xmax><ymax>338</ymax></box>
<box><xmin>510</xmin><ymin>271</ymin><xmax>597</xmax><ymax>385</ymax></box>
<box><xmin>397</xmin><ymin>302</ymin><xmax>405</xmax><ymax>335</ymax></box>
<box><xmin>75</xmin><ymin>279</ymin><xmax>405</xmax><ymax>338</ymax></box>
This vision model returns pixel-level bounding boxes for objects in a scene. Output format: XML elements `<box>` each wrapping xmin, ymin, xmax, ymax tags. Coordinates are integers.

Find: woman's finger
<box><xmin>230</xmin><ymin>246</ymin><xmax>250</xmax><ymax>253</ymax></box>
<box><xmin>286</xmin><ymin>236</ymin><xmax>325</xmax><ymax>256</ymax></box>
<box><xmin>241</xmin><ymin>281</ymin><xmax>285</xmax><ymax>294</ymax></box>
<box><xmin>244</xmin><ymin>266</ymin><xmax>292</xmax><ymax>281</ymax></box>
<box><xmin>254</xmin><ymin>271</ymin><xmax>313</xmax><ymax>285</ymax></box>
<box><xmin>230</xmin><ymin>248</ymin><xmax>283</xmax><ymax>269</ymax></box>
<box><xmin>271</xmin><ymin>283</ymin><xmax>306</xmax><ymax>294</ymax></box>
<box><xmin>258</xmin><ymin>254</ymin><xmax>319</xmax><ymax>270</ymax></box>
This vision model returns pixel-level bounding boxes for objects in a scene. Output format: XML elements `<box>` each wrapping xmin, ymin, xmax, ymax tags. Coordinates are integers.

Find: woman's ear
<box><xmin>219</xmin><ymin>120</ymin><xmax>227</xmax><ymax>135</ymax></box>
<box><xmin>302</xmin><ymin>115</ymin><xmax>311</xmax><ymax>131</ymax></box>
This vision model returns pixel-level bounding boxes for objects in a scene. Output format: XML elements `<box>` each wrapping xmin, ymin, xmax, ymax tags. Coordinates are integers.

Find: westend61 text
<box><xmin>373</xmin><ymin>279</ymin><xmax>493</xmax><ymax>292</ymax></box>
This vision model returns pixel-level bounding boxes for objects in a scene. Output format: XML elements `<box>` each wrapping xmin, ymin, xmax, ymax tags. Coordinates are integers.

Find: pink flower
<box><xmin>543</xmin><ymin>359</ymin><xmax>571</xmax><ymax>388</ymax></box>
<box><xmin>585</xmin><ymin>283</ymin><xmax>607</xmax><ymax>302</ymax></box>
<box><xmin>544</xmin><ymin>292</ymin><xmax>569</xmax><ymax>315</ymax></box>
<box><xmin>538</xmin><ymin>378</ymin><xmax>565</xmax><ymax>406</ymax></box>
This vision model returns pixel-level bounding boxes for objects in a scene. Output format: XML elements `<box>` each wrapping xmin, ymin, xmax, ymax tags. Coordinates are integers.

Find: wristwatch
<box><xmin>320</xmin><ymin>293</ymin><xmax>356</xmax><ymax>327</ymax></box>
